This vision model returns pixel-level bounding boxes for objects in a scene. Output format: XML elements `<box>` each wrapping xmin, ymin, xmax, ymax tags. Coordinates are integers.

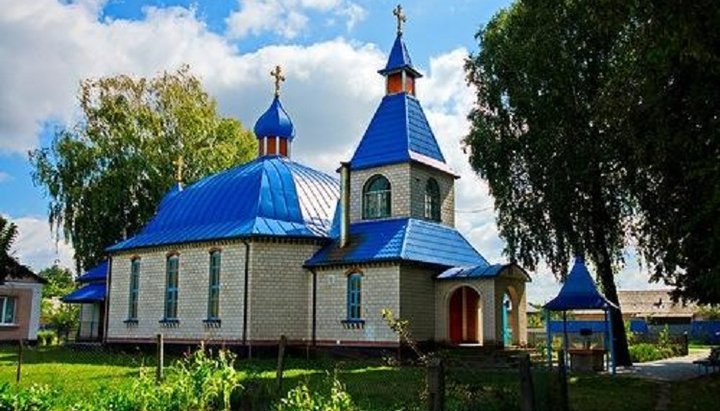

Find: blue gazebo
<box><xmin>544</xmin><ymin>256</ymin><xmax>618</xmax><ymax>374</ymax></box>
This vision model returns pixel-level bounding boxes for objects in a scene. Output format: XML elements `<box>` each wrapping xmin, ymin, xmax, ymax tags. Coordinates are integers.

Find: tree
<box><xmin>0</xmin><ymin>216</ymin><xmax>19</xmax><ymax>283</ymax></box>
<box><xmin>38</xmin><ymin>264</ymin><xmax>74</xmax><ymax>299</ymax></box>
<box><xmin>601</xmin><ymin>1</ymin><xmax>720</xmax><ymax>304</ymax></box>
<box><xmin>30</xmin><ymin>66</ymin><xmax>257</xmax><ymax>271</ymax></box>
<box><xmin>465</xmin><ymin>0</ymin><xmax>634</xmax><ymax>364</ymax></box>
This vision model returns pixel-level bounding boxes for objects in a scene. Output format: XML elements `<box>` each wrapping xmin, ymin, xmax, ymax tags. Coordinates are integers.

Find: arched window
<box><xmin>424</xmin><ymin>178</ymin><xmax>441</xmax><ymax>221</ymax></box>
<box><xmin>363</xmin><ymin>175</ymin><xmax>391</xmax><ymax>219</ymax></box>
<box><xmin>164</xmin><ymin>254</ymin><xmax>179</xmax><ymax>320</ymax></box>
<box><xmin>207</xmin><ymin>250</ymin><xmax>221</xmax><ymax>320</ymax></box>
<box><xmin>128</xmin><ymin>258</ymin><xmax>140</xmax><ymax>320</ymax></box>
<box><xmin>347</xmin><ymin>273</ymin><xmax>362</xmax><ymax>320</ymax></box>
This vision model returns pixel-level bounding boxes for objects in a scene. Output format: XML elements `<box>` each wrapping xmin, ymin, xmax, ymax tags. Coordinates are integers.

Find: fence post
<box><xmin>156</xmin><ymin>333</ymin><xmax>164</xmax><ymax>382</ymax></box>
<box><xmin>683</xmin><ymin>332</ymin><xmax>689</xmax><ymax>356</ymax></box>
<box><xmin>558</xmin><ymin>349</ymin><xmax>569</xmax><ymax>411</ymax></box>
<box><xmin>276</xmin><ymin>335</ymin><xmax>287</xmax><ymax>392</ymax></box>
<box><xmin>16</xmin><ymin>339</ymin><xmax>23</xmax><ymax>383</ymax></box>
<box><xmin>426</xmin><ymin>357</ymin><xmax>445</xmax><ymax>411</ymax></box>
<box><xmin>519</xmin><ymin>353</ymin><xmax>535</xmax><ymax>411</ymax></box>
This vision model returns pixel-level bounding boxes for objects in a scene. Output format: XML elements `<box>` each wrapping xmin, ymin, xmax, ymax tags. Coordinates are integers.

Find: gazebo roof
<box><xmin>544</xmin><ymin>256</ymin><xmax>616</xmax><ymax>311</ymax></box>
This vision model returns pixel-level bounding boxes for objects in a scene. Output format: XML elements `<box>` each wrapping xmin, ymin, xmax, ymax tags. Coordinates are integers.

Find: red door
<box><xmin>449</xmin><ymin>288</ymin><xmax>463</xmax><ymax>343</ymax></box>
<box><xmin>465</xmin><ymin>289</ymin><xmax>478</xmax><ymax>342</ymax></box>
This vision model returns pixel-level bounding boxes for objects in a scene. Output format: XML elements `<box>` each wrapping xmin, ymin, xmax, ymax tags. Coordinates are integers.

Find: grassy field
<box><xmin>0</xmin><ymin>344</ymin><xmax>686</xmax><ymax>410</ymax></box>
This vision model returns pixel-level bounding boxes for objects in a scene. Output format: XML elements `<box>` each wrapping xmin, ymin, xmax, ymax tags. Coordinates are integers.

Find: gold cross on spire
<box><xmin>393</xmin><ymin>4</ymin><xmax>406</xmax><ymax>35</ymax></box>
<box><xmin>172</xmin><ymin>155</ymin><xmax>185</xmax><ymax>184</ymax></box>
<box><xmin>270</xmin><ymin>65</ymin><xmax>285</xmax><ymax>97</ymax></box>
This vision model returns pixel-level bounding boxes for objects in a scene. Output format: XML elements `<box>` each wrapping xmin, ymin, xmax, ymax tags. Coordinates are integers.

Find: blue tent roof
<box><xmin>76</xmin><ymin>261</ymin><xmax>108</xmax><ymax>283</ymax></box>
<box><xmin>378</xmin><ymin>34</ymin><xmax>422</xmax><ymax>78</ymax></box>
<box><xmin>349</xmin><ymin>93</ymin><xmax>446</xmax><ymax>171</ymax></box>
<box><xmin>62</xmin><ymin>283</ymin><xmax>106</xmax><ymax>303</ymax></box>
<box><xmin>306</xmin><ymin>218</ymin><xmax>486</xmax><ymax>268</ymax></box>
<box><xmin>544</xmin><ymin>257</ymin><xmax>616</xmax><ymax>311</ymax></box>
<box><xmin>254</xmin><ymin>96</ymin><xmax>295</xmax><ymax>140</ymax></box>
<box><xmin>107</xmin><ymin>157</ymin><xmax>339</xmax><ymax>252</ymax></box>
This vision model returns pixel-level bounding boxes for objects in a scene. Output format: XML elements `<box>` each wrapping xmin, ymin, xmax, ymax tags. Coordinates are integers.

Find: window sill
<box><xmin>203</xmin><ymin>318</ymin><xmax>221</xmax><ymax>328</ymax></box>
<box><xmin>159</xmin><ymin>319</ymin><xmax>180</xmax><ymax>328</ymax></box>
<box><xmin>0</xmin><ymin>323</ymin><xmax>18</xmax><ymax>329</ymax></box>
<box><xmin>123</xmin><ymin>319</ymin><xmax>138</xmax><ymax>326</ymax></box>
<box><xmin>341</xmin><ymin>319</ymin><xmax>365</xmax><ymax>329</ymax></box>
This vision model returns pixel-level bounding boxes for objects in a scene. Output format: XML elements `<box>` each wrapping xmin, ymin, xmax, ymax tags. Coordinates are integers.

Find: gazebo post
<box><xmin>604</xmin><ymin>309</ymin><xmax>610</xmax><ymax>372</ymax></box>
<box><xmin>562</xmin><ymin>310</ymin><xmax>569</xmax><ymax>370</ymax></box>
<box><xmin>608</xmin><ymin>308</ymin><xmax>616</xmax><ymax>375</ymax></box>
<box><xmin>546</xmin><ymin>309</ymin><xmax>552</xmax><ymax>368</ymax></box>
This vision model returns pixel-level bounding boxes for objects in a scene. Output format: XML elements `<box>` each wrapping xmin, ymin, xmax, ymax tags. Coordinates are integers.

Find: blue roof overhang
<box><xmin>76</xmin><ymin>261</ymin><xmax>108</xmax><ymax>283</ymax></box>
<box><xmin>62</xmin><ymin>283</ymin><xmax>106</xmax><ymax>303</ymax></box>
<box><xmin>437</xmin><ymin>263</ymin><xmax>531</xmax><ymax>281</ymax></box>
<box><xmin>305</xmin><ymin>218</ymin><xmax>487</xmax><ymax>269</ymax></box>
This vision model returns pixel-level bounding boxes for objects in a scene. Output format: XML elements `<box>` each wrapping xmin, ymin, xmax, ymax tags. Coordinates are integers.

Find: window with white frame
<box><xmin>0</xmin><ymin>296</ymin><xmax>16</xmax><ymax>325</ymax></box>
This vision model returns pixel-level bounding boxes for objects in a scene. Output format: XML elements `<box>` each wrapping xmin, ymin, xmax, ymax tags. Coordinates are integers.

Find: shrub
<box><xmin>36</xmin><ymin>330</ymin><xmax>57</xmax><ymax>346</ymax></box>
<box><xmin>275</xmin><ymin>374</ymin><xmax>357</xmax><ymax>411</ymax></box>
<box><xmin>629</xmin><ymin>343</ymin><xmax>674</xmax><ymax>363</ymax></box>
<box><xmin>0</xmin><ymin>383</ymin><xmax>57</xmax><ymax>411</ymax></box>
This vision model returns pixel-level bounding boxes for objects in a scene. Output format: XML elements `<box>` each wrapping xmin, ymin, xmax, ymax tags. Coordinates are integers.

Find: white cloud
<box><xmin>0</xmin><ymin>172</ymin><xmax>12</xmax><ymax>183</ymax></box>
<box><xmin>225</xmin><ymin>0</ymin><xmax>365</xmax><ymax>39</ymax></box>
<box><xmin>10</xmin><ymin>215</ymin><xmax>75</xmax><ymax>273</ymax></box>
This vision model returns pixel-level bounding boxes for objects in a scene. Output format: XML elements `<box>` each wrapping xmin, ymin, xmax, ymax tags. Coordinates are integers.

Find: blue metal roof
<box><xmin>76</xmin><ymin>261</ymin><xmax>108</xmax><ymax>283</ymax></box>
<box><xmin>306</xmin><ymin>218</ymin><xmax>486</xmax><ymax>268</ymax></box>
<box><xmin>254</xmin><ymin>96</ymin><xmax>295</xmax><ymax>140</ymax></box>
<box><xmin>62</xmin><ymin>283</ymin><xmax>106</xmax><ymax>303</ymax></box>
<box><xmin>437</xmin><ymin>264</ymin><xmax>503</xmax><ymax>279</ymax></box>
<box><xmin>350</xmin><ymin>93</ymin><xmax>446</xmax><ymax>170</ymax></box>
<box><xmin>378</xmin><ymin>34</ymin><xmax>422</xmax><ymax>78</ymax></box>
<box><xmin>544</xmin><ymin>257</ymin><xmax>616</xmax><ymax>311</ymax></box>
<box><xmin>107</xmin><ymin>157</ymin><xmax>339</xmax><ymax>252</ymax></box>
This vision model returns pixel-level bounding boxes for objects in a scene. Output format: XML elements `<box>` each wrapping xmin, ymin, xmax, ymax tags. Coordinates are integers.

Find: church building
<box><xmin>103</xmin><ymin>7</ymin><xmax>529</xmax><ymax>350</ymax></box>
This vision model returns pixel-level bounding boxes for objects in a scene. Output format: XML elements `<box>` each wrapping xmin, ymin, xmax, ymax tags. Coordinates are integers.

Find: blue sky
<box><xmin>0</xmin><ymin>0</ymin><xmax>666</xmax><ymax>303</ymax></box>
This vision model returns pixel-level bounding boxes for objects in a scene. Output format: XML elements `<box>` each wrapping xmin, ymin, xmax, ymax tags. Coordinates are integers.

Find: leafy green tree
<box><xmin>465</xmin><ymin>0</ymin><xmax>634</xmax><ymax>364</ymax></box>
<box><xmin>30</xmin><ymin>66</ymin><xmax>257</xmax><ymax>271</ymax></box>
<box><xmin>601</xmin><ymin>1</ymin><xmax>720</xmax><ymax>304</ymax></box>
<box><xmin>0</xmin><ymin>215</ymin><xmax>18</xmax><ymax>282</ymax></box>
<box><xmin>38</xmin><ymin>264</ymin><xmax>74</xmax><ymax>299</ymax></box>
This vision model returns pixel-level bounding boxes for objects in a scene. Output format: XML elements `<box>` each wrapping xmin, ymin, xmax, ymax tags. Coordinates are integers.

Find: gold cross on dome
<box><xmin>393</xmin><ymin>4</ymin><xmax>406</xmax><ymax>35</ymax></box>
<box><xmin>270</xmin><ymin>65</ymin><xmax>285</xmax><ymax>97</ymax></box>
<box><xmin>172</xmin><ymin>155</ymin><xmax>184</xmax><ymax>183</ymax></box>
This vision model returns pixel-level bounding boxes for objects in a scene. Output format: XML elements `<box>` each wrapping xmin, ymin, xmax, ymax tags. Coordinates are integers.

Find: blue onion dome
<box><xmin>253</xmin><ymin>96</ymin><xmax>295</xmax><ymax>140</ymax></box>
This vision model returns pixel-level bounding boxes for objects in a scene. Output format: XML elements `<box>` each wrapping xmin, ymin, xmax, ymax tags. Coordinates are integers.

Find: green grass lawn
<box><xmin>670</xmin><ymin>372</ymin><xmax>720</xmax><ymax>411</ymax></box>
<box><xmin>0</xmin><ymin>345</ymin><xmax>671</xmax><ymax>410</ymax></box>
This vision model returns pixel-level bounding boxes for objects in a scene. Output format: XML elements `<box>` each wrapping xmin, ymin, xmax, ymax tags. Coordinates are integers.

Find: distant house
<box><xmin>0</xmin><ymin>260</ymin><xmax>46</xmax><ymax>342</ymax></box>
<box><xmin>575</xmin><ymin>290</ymin><xmax>697</xmax><ymax>334</ymax></box>
<box><xmin>62</xmin><ymin>261</ymin><xmax>107</xmax><ymax>342</ymax></box>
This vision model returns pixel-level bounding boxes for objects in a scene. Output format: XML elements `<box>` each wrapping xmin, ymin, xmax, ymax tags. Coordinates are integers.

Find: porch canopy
<box><xmin>544</xmin><ymin>256</ymin><xmax>618</xmax><ymax>374</ymax></box>
<box><xmin>62</xmin><ymin>283</ymin><xmax>106</xmax><ymax>303</ymax></box>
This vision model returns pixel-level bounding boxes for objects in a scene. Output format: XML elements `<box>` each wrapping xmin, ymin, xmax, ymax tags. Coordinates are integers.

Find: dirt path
<box><xmin>616</xmin><ymin>349</ymin><xmax>712</xmax><ymax>381</ymax></box>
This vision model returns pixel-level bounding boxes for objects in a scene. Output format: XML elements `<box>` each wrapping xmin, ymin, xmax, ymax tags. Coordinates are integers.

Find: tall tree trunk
<box><xmin>596</xmin><ymin>244</ymin><xmax>633</xmax><ymax>366</ymax></box>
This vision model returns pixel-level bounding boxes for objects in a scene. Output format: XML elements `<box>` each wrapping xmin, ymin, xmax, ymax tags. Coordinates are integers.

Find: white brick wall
<box><xmin>247</xmin><ymin>241</ymin><xmax>320</xmax><ymax>343</ymax></box>
<box><xmin>314</xmin><ymin>265</ymin><xmax>400</xmax><ymax>345</ymax></box>
<box><xmin>108</xmin><ymin>242</ymin><xmax>248</xmax><ymax>342</ymax></box>
<box><xmin>409</xmin><ymin>164</ymin><xmax>455</xmax><ymax>227</ymax></box>
<box><xmin>399</xmin><ymin>266</ymin><xmax>436</xmax><ymax>341</ymax></box>
<box><xmin>350</xmin><ymin>164</ymin><xmax>411</xmax><ymax>222</ymax></box>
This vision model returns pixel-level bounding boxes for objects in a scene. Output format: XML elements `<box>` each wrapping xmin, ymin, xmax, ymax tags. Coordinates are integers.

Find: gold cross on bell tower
<box><xmin>393</xmin><ymin>4</ymin><xmax>406</xmax><ymax>35</ymax></box>
<box><xmin>270</xmin><ymin>65</ymin><xmax>285</xmax><ymax>97</ymax></box>
<box><xmin>172</xmin><ymin>155</ymin><xmax>185</xmax><ymax>184</ymax></box>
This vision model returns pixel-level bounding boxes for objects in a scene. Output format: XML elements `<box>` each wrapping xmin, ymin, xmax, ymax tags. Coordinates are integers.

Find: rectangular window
<box><xmin>128</xmin><ymin>259</ymin><xmax>140</xmax><ymax>320</ymax></box>
<box><xmin>347</xmin><ymin>274</ymin><xmax>362</xmax><ymax>320</ymax></box>
<box><xmin>207</xmin><ymin>251</ymin><xmax>221</xmax><ymax>319</ymax></box>
<box><xmin>0</xmin><ymin>296</ymin><xmax>15</xmax><ymax>324</ymax></box>
<box><xmin>164</xmin><ymin>255</ymin><xmax>179</xmax><ymax>320</ymax></box>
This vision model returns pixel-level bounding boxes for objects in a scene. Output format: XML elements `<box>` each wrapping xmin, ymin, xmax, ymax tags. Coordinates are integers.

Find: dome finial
<box><xmin>270</xmin><ymin>65</ymin><xmax>285</xmax><ymax>97</ymax></box>
<box><xmin>393</xmin><ymin>4</ymin><xmax>406</xmax><ymax>35</ymax></box>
